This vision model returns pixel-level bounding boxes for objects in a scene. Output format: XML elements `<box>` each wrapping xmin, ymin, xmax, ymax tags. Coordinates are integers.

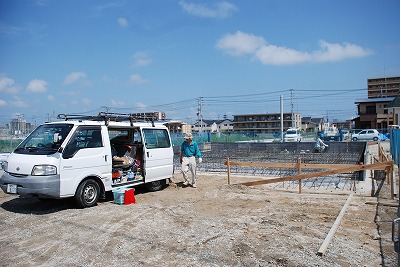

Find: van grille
<box><xmin>8</xmin><ymin>172</ymin><xmax>28</xmax><ymax>178</ymax></box>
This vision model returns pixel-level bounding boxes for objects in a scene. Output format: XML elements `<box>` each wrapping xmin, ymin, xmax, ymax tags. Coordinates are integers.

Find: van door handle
<box><xmin>104</xmin><ymin>155</ymin><xmax>108</xmax><ymax>162</ymax></box>
<box><xmin>147</xmin><ymin>152</ymin><xmax>149</xmax><ymax>158</ymax></box>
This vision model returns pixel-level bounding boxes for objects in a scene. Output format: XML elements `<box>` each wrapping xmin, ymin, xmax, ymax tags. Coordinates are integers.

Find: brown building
<box><xmin>368</xmin><ymin>76</ymin><xmax>400</xmax><ymax>98</ymax></box>
<box><xmin>354</xmin><ymin>97</ymin><xmax>395</xmax><ymax>130</ymax></box>
<box><xmin>353</xmin><ymin>76</ymin><xmax>399</xmax><ymax>130</ymax></box>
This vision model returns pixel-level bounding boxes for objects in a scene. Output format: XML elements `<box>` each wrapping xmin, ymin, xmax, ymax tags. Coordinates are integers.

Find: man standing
<box><xmin>180</xmin><ymin>133</ymin><xmax>202</xmax><ymax>188</ymax></box>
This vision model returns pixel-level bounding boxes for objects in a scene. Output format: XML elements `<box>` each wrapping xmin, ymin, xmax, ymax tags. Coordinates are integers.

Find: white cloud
<box><xmin>118</xmin><ymin>17</ymin><xmax>128</xmax><ymax>27</ymax></box>
<box><xmin>82</xmin><ymin>98</ymin><xmax>91</xmax><ymax>106</ymax></box>
<box><xmin>216</xmin><ymin>31</ymin><xmax>372</xmax><ymax>65</ymax></box>
<box><xmin>10</xmin><ymin>96</ymin><xmax>27</xmax><ymax>107</ymax></box>
<box><xmin>179</xmin><ymin>1</ymin><xmax>237</xmax><ymax>19</ymax></box>
<box><xmin>130</xmin><ymin>74</ymin><xmax>148</xmax><ymax>84</ymax></box>
<box><xmin>135</xmin><ymin>102</ymin><xmax>147</xmax><ymax>110</ymax></box>
<box><xmin>26</xmin><ymin>79</ymin><xmax>48</xmax><ymax>93</ymax></box>
<box><xmin>0</xmin><ymin>75</ymin><xmax>20</xmax><ymax>94</ymax></box>
<box><xmin>0</xmin><ymin>99</ymin><xmax>7</xmax><ymax>107</ymax></box>
<box><xmin>64</xmin><ymin>71</ymin><xmax>87</xmax><ymax>85</ymax></box>
<box><xmin>47</xmin><ymin>95</ymin><xmax>55</xmax><ymax>101</ymax></box>
<box><xmin>216</xmin><ymin>31</ymin><xmax>265</xmax><ymax>56</ymax></box>
<box><xmin>95</xmin><ymin>2</ymin><xmax>124</xmax><ymax>10</ymax></box>
<box><xmin>311</xmin><ymin>40</ymin><xmax>372</xmax><ymax>62</ymax></box>
<box><xmin>132</xmin><ymin>51</ymin><xmax>152</xmax><ymax>67</ymax></box>
<box><xmin>0</xmin><ymin>23</ymin><xmax>25</xmax><ymax>36</ymax></box>
<box><xmin>111</xmin><ymin>99</ymin><xmax>125</xmax><ymax>106</ymax></box>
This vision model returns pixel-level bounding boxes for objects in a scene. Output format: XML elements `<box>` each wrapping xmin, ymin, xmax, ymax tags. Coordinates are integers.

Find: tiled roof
<box><xmin>387</xmin><ymin>95</ymin><xmax>400</xmax><ymax>108</ymax></box>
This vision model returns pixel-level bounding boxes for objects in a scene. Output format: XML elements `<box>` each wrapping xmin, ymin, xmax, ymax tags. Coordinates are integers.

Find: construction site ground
<box><xmin>0</xmin><ymin>141</ymin><xmax>399</xmax><ymax>266</ymax></box>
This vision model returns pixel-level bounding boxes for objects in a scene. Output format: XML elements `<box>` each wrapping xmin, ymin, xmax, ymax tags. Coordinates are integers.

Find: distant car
<box><xmin>284</xmin><ymin>128</ymin><xmax>302</xmax><ymax>142</ymax></box>
<box><xmin>341</xmin><ymin>129</ymin><xmax>350</xmax><ymax>140</ymax></box>
<box><xmin>351</xmin><ymin>129</ymin><xmax>380</xmax><ymax>141</ymax></box>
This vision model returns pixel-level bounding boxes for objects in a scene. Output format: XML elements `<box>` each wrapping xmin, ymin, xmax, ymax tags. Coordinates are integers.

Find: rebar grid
<box><xmin>174</xmin><ymin>142</ymin><xmax>365</xmax><ymax>191</ymax></box>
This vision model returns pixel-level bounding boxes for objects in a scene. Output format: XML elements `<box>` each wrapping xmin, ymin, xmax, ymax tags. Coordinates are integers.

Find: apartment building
<box><xmin>233</xmin><ymin>113</ymin><xmax>301</xmax><ymax>133</ymax></box>
<box><xmin>368</xmin><ymin>76</ymin><xmax>400</xmax><ymax>98</ymax></box>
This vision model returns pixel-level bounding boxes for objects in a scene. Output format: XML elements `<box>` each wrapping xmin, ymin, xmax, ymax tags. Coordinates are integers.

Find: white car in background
<box><xmin>284</xmin><ymin>128</ymin><xmax>302</xmax><ymax>142</ymax></box>
<box><xmin>351</xmin><ymin>129</ymin><xmax>380</xmax><ymax>141</ymax></box>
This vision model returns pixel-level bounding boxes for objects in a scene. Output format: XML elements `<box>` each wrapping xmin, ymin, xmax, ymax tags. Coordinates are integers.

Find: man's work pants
<box><xmin>181</xmin><ymin>156</ymin><xmax>197</xmax><ymax>184</ymax></box>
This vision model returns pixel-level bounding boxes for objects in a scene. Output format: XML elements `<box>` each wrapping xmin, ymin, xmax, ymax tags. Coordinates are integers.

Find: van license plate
<box><xmin>7</xmin><ymin>184</ymin><xmax>17</xmax><ymax>194</ymax></box>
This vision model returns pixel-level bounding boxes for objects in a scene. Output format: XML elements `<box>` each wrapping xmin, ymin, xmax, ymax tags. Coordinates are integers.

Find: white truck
<box><xmin>0</xmin><ymin>113</ymin><xmax>174</xmax><ymax>208</ymax></box>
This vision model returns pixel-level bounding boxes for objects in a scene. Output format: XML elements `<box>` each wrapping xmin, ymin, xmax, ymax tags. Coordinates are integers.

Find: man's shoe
<box><xmin>183</xmin><ymin>181</ymin><xmax>189</xmax><ymax>186</ymax></box>
<box><xmin>192</xmin><ymin>183</ymin><xmax>197</xmax><ymax>188</ymax></box>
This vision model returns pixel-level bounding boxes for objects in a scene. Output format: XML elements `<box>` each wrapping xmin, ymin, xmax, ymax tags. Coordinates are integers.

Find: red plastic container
<box><xmin>124</xmin><ymin>188</ymin><xmax>136</xmax><ymax>205</ymax></box>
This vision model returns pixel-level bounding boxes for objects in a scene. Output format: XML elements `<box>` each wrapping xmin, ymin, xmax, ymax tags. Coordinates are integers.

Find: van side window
<box><xmin>142</xmin><ymin>129</ymin><xmax>170</xmax><ymax>149</ymax></box>
<box><xmin>63</xmin><ymin>126</ymin><xmax>102</xmax><ymax>158</ymax></box>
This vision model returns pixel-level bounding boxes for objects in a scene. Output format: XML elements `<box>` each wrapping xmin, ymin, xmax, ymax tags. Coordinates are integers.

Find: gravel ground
<box><xmin>0</xmin><ymin>142</ymin><xmax>398</xmax><ymax>267</ymax></box>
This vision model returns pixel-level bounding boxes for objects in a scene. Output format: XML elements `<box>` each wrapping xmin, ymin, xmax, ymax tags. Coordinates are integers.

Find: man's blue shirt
<box><xmin>181</xmin><ymin>140</ymin><xmax>202</xmax><ymax>158</ymax></box>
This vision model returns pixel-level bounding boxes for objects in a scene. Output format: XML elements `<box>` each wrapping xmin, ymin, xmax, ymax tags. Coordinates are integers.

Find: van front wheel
<box><xmin>75</xmin><ymin>179</ymin><xmax>100</xmax><ymax>208</ymax></box>
<box><xmin>145</xmin><ymin>179</ymin><xmax>166</xmax><ymax>192</ymax></box>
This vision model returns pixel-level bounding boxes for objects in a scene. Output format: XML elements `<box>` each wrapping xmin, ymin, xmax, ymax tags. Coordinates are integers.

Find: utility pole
<box><xmin>290</xmin><ymin>89</ymin><xmax>294</xmax><ymax>128</ymax></box>
<box><xmin>280</xmin><ymin>95</ymin><xmax>284</xmax><ymax>142</ymax></box>
<box><xmin>197</xmin><ymin>97</ymin><xmax>203</xmax><ymax>133</ymax></box>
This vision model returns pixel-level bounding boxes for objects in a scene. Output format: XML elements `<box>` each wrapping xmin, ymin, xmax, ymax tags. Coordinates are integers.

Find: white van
<box><xmin>0</xmin><ymin>113</ymin><xmax>174</xmax><ymax>208</ymax></box>
<box><xmin>284</xmin><ymin>127</ymin><xmax>302</xmax><ymax>142</ymax></box>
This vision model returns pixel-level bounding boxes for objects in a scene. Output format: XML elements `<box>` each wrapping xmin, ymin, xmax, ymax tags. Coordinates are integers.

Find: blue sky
<box><xmin>0</xmin><ymin>0</ymin><xmax>399</xmax><ymax>125</ymax></box>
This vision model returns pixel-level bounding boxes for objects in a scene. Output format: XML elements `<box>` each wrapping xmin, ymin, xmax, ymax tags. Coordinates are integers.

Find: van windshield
<box><xmin>286</xmin><ymin>130</ymin><xmax>298</xmax><ymax>135</ymax></box>
<box><xmin>15</xmin><ymin>124</ymin><xmax>74</xmax><ymax>155</ymax></box>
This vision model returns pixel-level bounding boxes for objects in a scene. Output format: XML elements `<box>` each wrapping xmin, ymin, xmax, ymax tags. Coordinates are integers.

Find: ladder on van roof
<box><xmin>57</xmin><ymin>112</ymin><xmax>157</xmax><ymax>126</ymax></box>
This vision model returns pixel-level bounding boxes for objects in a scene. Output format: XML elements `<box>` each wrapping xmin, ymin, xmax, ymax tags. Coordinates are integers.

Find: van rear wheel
<box><xmin>75</xmin><ymin>179</ymin><xmax>100</xmax><ymax>208</ymax></box>
<box><xmin>145</xmin><ymin>179</ymin><xmax>166</xmax><ymax>192</ymax></box>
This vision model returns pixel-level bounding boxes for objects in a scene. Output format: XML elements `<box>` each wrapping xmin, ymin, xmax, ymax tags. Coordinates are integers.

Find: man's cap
<box><xmin>184</xmin><ymin>133</ymin><xmax>193</xmax><ymax>139</ymax></box>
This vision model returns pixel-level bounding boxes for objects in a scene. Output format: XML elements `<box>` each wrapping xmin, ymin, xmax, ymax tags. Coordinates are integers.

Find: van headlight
<box><xmin>31</xmin><ymin>165</ymin><xmax>57</xmax><ymax>176</ymax></box>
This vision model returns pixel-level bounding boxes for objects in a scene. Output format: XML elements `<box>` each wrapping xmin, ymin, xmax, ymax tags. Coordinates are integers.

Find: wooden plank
<box><xmin>236</xmin><ymin>161</ymin><xmax>393</xmax><ymax>187</ymax></box>
<box><xmin>298</xmin><ymin>158</ymin><xmax>302</xmax><ymax>194</ymax></box>
<box><xmin>227</xmin><ymin>157</ymin><xmax>231</xmax><ymax>185</ymax></box>
<box><xmin>224</xmin><ymin>161</ymin><xmax>363</xmax><ymax>169</ymax></box>
<box><xmin>365</xmin><ymin>201</ymin><xmax>399</xmax><ymax>207</ymax></box>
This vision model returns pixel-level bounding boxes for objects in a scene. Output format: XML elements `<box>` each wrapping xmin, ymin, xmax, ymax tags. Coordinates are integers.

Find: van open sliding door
<box><xmin>141</xmin><ymin>128</ymin><xmax>174</xmax><ymax>182</ymax></box>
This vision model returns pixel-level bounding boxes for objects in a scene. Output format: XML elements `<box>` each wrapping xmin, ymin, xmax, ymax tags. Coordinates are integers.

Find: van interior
<box><xmin>109</xmin><ymin>128</ymin><xmax>144</xmax><ymax>186</ymax></box>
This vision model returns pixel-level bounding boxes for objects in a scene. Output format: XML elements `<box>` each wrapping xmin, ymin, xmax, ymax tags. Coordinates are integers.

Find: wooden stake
<box><xmin>227</xmin><ymin>157</ymin><xmax>231</xmax><ymax>185</ymax></box>
<box><xmin>298</xmin><ymin>157</ymin><xmax>302</xmax><ymax>194</ymax></box>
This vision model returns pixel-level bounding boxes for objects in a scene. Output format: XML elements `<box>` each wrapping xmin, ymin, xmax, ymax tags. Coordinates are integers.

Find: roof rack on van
<box><xmin>57</xmin><ymin>112</ymin><xmax>156</xmax><ymax>127</ymax></box>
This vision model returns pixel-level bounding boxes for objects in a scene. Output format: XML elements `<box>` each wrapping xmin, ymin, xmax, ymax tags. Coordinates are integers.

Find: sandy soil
<box><xmin>0</xmin><ymin>142</ymin><xmax>398</xmax><ymax>267</ymax></box>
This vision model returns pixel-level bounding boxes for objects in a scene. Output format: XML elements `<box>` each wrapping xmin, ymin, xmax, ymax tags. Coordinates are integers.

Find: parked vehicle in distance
<box><xmin>341</xmin><ymin>129</ymin><xmax>350</xmax><ymax>140</ymax></box>
<box><xmin>284</xmin><ymin>128</ymin><xmax>302</xmax><ymax>142</ymax></box>
<box><xmin>351</xmin><ymin>129</ymin><xmax>380</xmax><ymax>141</ymax></box>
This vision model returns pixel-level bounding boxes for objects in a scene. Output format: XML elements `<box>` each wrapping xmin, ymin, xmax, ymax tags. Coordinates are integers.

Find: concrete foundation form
<box><xmin>174</xmin><ymin>141</ymin><xmax>367</xmax><ymax>192</ymax></box>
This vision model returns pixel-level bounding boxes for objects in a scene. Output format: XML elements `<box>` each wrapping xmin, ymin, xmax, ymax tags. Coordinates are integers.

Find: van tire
<box><xmin>145</xmin><ymin>179</ymin><xmax>166</xmax><ymax>192</ymax></box>
<box><xmin>75</xmin><ymin>179</ymin><xmax>100</xmax><ymax>208</ymax></box>
<box><xmin>373</xmin><ymin>137</ymin><xmax>378</xmax><ymax>141</ymax></box>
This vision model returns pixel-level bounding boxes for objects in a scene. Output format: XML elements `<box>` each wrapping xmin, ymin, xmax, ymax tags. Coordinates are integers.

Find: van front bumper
<box><xmin>0</xmin><ymin>172</ymin><xmax>61</xmax><ymax>198</ymax></box>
